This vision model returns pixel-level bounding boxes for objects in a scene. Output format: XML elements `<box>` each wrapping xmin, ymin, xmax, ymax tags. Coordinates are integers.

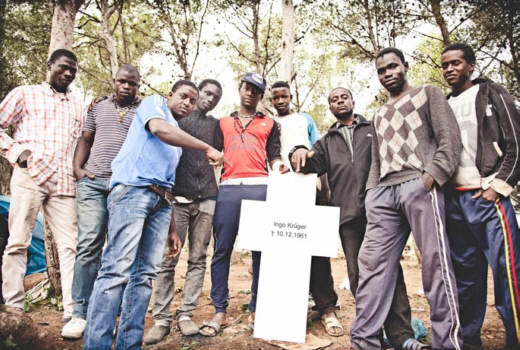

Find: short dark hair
<box><xmin>117</xmin><ymin>64</ymin><xmax>141</xmax><ymax>80</ymax></box>
<box><xmin>48</xmin><ymin>49</ymin><xmax>77</xmax><ymax>64</ymax></box>
<box><xmin>328</xmin><ymin>87</ymin><xmax>353</xmax><ymax>104</ymax></box>
<box><xmin>271</xmin><ymin>81</ymin><xmax>290</xmax><ymax>90</ymax></box>
<box><xmin>376</xmin><ymin>47</ymin><xmax>406</xmax><ymax>64</ymax></box>
<box><xmin>171</xmin><ymin>79</ymin><xmax>198</xmax><ymax>93</ymax></box>
<box><xmin>198</xmin><ymin>79</ymin><xmax>222</xmax><ymax>91</ymax></box>
<box><xmin>442</xmin><ymin>43</ymin><xmax>476</xmax><ymax>65</ymax></box>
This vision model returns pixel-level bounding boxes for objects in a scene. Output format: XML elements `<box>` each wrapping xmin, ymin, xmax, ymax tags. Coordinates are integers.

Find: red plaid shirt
<box><xmin>0</xmin><ymin>83</ymin><xmax>85</xmax><ymax>196</ymax></box>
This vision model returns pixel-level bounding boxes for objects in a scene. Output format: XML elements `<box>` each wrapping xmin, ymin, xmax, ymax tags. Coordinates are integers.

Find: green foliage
<box><xmin>1</xmin><ymin>1</ymin><xmax>51</xmax><ymax>100</ymax></box>
<box><xmin>23</xmin><ymin>293</ymin><xmax>33</xmax><ymax>312</ymax></box>
<box><xmin>50</xmin><ymin>296</ymin><xmax>64</xmax><ymax>311</ymax></box>
<box><xmin>461</xmin><ymin>0</ymin><xmax>520</xmax><ymax>99</ymax></box>
<box><xmin>409</xmin><ymin>35</ymin><xmax>449</xmax><ymax>93</ymax></box>
<box><xmin>364</xmin><ymin>89</ymin><xmax>388</xmax><ymax>118</ymax></box>
<box><xmin>241</xmin><ymin>303</ymin><xmax>249</xmax><ymax>312</ymax></box>
<box><xmin>318</xmin><ymin>0</ymin><xmax>421</xmax><ymax>61</ymax></box>
<box><xmin>75</xmin><ymin>0</ymin><xmax>159</xmax><ymax>97</ymax></box>
<box><xmin>212</xmin><ymin>0</ymin><xmax>282</xmax><ymax>82</ymax></box>
<box><xmin>180</xmin><ymin>341</ymin><xmax>199</xmax><ymax>350</ymax></box>
<box><xmin>1</xmin><ymin>339</ymin><xmax>17</xmax><ymax>348</ymax></box>
<box><xmin>306</xmin><ymin>317</ymin><xmax>314</xmax><ymax>329</ymax></box>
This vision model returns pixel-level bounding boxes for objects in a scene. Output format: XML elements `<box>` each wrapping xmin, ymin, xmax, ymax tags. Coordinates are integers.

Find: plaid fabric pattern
<box><xmin>0</xmin><ymin>83</ymin><xmax>85</xmax><ymax>196</ymax></box>
<box><xmin>374</xmin><ymin>87</ymin><xmax>427</xmax><ymax>180</ymax></box>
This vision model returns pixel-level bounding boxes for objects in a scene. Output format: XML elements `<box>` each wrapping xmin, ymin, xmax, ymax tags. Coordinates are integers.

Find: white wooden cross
<box><xmin>236</xmin><ymin>172</ymin><xmax>340</xmax><ymax>343</ymax></box>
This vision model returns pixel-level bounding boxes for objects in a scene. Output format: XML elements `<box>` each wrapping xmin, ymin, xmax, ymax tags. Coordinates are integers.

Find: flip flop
<box><xmin>199</xmin><ymin>320</ymin><xmax>227</xmax><ymax>337</ymax></box>
<box><xmin>321</xmin><ymin>313</ymin><xmax>344</xmax><ymax>337</ymax></box>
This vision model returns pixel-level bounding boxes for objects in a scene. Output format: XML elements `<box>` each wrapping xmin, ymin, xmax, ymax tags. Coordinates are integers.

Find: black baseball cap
<box><xmin>241</xmin><ymin>72</ymin><xmax>267</xmax><ymax>93</ymax></box>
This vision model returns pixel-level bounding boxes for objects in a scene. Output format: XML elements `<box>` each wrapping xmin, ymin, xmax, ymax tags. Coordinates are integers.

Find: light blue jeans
<box><xmin>83</xmin><ymin>185</ymin><xmax>172</xmax><ymax>350</ymax></box>
<box><xmin>72</xmin><ymin>177</ymin><xmax>110</xmax><ymax>319</ymax></box>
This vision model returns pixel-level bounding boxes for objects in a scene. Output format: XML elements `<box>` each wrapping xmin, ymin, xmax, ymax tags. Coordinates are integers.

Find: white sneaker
<box><xmin>61</xmin><ymin>317</ymin><xmax>87</xmax><ymax>339</ymax></box>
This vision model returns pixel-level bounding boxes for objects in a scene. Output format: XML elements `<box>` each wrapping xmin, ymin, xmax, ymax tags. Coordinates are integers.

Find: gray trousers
<box><xmin>351</xmin><ymin>178</ymin><xmax>462</xmax><ymax>350</ymax></box>
<box><xmin>340</xmin><ymin>217</ymin><xmax>414</xmax><ymax>348</ymax></box>
<box><xmin>151</xmin><ymin>199</ymin><xmax>214</xmax><ymax>326</ymax></box>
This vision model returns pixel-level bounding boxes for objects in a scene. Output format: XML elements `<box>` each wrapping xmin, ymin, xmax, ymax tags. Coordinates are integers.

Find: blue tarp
<box><xmin>0</xmin><ymin>195</ymin><xmax>47</xmax><ymax>275</ymax></box>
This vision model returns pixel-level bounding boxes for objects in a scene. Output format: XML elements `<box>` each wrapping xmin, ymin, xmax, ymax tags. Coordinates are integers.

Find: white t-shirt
<box><xmin>448</xmin><ymin>84</ymin><xmax>482</xmax><ymax>187</ymax></box>
<box><xmin>272</xmin><ymin>112</ymin><xmax>320</xmax><ymax>167</ymax></box>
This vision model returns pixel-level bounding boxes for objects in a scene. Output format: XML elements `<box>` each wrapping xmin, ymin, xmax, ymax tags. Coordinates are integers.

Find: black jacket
<box><xmin>173</xmin><ymin>110</ymin><xmax>223</xmax><ymax>199</ymax></box>
<box><xmin>289</xmin><ymin>114</ymin><xmax>372</xmax><ymax>224</ymax></box>
<box><xmin>448</xmin><ymin>79</ymin><xmax>520</xmax><ymax>195</ymax></box>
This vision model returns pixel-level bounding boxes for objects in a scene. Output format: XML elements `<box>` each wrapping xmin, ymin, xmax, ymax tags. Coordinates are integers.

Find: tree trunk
<box><xmin>43</xmin><ymin>219</ymin><xmax>61</xmax><ymax>296</ymax></box>
<box><xmin>363</xmin><ymin>0</ymin><xmax>379</xmax><ymax>54</ymax></box>
<box><xmin>99</xmin><ymin>0</ymin><xmax>119</xmax><ymax>78</ymax></box>
<box><xmin>47</xmin><ymin>0</ymin><xmax>84</xmax><ymax>56</ymax></box>
<box><xmin>45</xmin><ymin>0</ymin><xmax>83</xmax><ymax>295</ymax></box>
<box><xmin>429</xmin><ymin>0</ymin><xmax>450</xmax><ymax>46</ymax></box>
<box><xmin>119</xmin><ymin>3</ymin><xmax>130</xmax><ymax>63</ymax></box>
<box><xmin>279</xmin><ymin>0</ymin><xmax>294</xmax><ymax>82</ymax></box>
<box><xmin>252</xmin><ymin>0</ymin><xmax>262</xmax><ymax>74</ymax></box>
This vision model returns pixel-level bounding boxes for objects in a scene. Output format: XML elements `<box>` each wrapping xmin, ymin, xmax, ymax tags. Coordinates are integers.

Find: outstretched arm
<box><xmin>148</xmin><ymin>118</ymin><xmax>228</xmax><ymax>167</ymax></box>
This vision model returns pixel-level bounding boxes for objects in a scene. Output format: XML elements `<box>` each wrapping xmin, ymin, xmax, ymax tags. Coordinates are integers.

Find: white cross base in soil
<box><xmin>236</xmin><ymin>172</ymin><xmax>340</xmax><ymax>343</ymax></box>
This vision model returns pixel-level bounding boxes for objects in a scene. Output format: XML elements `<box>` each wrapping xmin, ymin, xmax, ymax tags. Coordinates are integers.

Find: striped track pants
<box><xmin>351</xmin><ymin>178</ymin><xmax>462</xmax><ymax>350</ymax></box>
<box><xmin>446</xmin><ymin>189</ymin><xmax>520</xmax><ymax>349</ymax></box>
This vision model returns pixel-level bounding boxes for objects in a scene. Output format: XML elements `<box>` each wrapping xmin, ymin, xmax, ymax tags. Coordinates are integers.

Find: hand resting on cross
<box><xmin>291</xmin><ymin>148</ymin><xmax>315</xmax><ymax>173</ymax></box>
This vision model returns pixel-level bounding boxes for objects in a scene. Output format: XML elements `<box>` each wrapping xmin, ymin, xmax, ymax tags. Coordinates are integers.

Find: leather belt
<box><xmin>148</xmin><ymin>184</ymin><xmax>175</xmax><ymax>205</ymax></box>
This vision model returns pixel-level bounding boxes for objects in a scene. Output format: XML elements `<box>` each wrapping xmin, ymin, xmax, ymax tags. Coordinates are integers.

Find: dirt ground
<box><xmin>10</xmin><ymin>246</ymin><xmax>506</xmax><ymax>350</ymax></box>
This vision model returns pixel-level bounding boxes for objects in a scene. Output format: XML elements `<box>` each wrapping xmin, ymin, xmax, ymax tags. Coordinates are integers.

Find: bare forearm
<box><xmin>73</xmin><ymin>137</ymin><xmax>92</xmax><ymax>171</ymax></box>
<box><xmin>149</xmin><ymin>119</ymin><xmax>211</xmax><ymax>152</ymax></box>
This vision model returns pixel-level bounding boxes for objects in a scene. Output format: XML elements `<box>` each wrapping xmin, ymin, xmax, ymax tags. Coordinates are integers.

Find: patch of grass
<box><xmin>50</xmin><ymin>296</ymin><xmax>63</xmax><ymax>311</ymax></box>
<box><xmin>24</xmin><ymin>293</ymin><xmax>34</xmax><ymax>312</ymax></box>
<box><xmin>2</xmin><ymin>339</ymin><xmax>17</xmax><ymax>348</ymax></box>
<box><xmin>241</xmin><ymin>303</ymin><xmax>249</xmax><ymax>312</ymax></box>
<box><xmin>179</xmin><ymin>341</ymin><xmax>199</xmax><ymax>350</ymax></box>
<box><xmin>306</xmin><ymin>318</ymin><xmax>315</xmax><ymax>329</ymax></box>
<box><xmin>238</xmin><ymin>289</ymin><xmax>251</xmax><ymax>295</ymax></box>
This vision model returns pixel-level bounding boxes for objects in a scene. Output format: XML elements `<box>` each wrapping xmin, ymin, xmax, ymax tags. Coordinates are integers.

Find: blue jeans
<box><xmin>72</xmin><ymin>177</ymin><xmax>110</xmax><ymax>319</ymax></box>
<box><xmin>210</xmin><ymin>184</ymin><xmax>266</xmax><ymax>313</ymax></box>
<box><xmin>83</xmin><ymin>185</ymin><xmax>172</xmax><ymax>350</ymax></box>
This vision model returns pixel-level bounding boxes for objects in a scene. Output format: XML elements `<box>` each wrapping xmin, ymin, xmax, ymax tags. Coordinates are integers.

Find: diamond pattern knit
<box><xmin>374</xmin><ymin>86</ymin><xmax>428</xmax><ymax>180</ymax></box>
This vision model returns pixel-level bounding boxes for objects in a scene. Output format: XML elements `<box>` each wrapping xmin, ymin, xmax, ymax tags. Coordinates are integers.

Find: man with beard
<box><xmin>83</xmin><ymin>80</ymin><xmax>225</xmax><ymax>349</ymax></box>
<box><xmin>291</xmin><ymin>86</ymin><xmax>421</xmax><ymax>348</ymax></box>
<box><xmin>350</xmin><ymin>47</ymin><xmax>463</xmax><ymax>350</ymax></box>
<box><xmin>0</xmin><ymin>49</ymin><xmax>84</xmax><ymax>323</ymax></box>
<box><xmin>144</xmin><ymin>79</ymin><xmax>224</xmax><ymax>343</ymax></box>
<box><xmin>441</xmin><ymin>43</ymin><xmax>520</xmax><ymax>349</ymax></box>
<box><xmin>271</xmin><ymin>81</ymin><xmax>343</xmax><ymax>337</ymax></box>
<box><xmin>199</xmin><ymin>73</ymin><xmax>288</xmax><ymax>337</ymax></box>
<box><xmin>62</xmin><ymin>64</ymin><xmax>141</xmax><ymax>339</ymax></box>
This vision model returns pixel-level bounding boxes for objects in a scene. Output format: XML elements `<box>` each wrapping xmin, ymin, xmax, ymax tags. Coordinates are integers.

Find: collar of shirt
<box><xmin>110</xmin><ymin>93</ymin><xmax>142</xmax><ymax>107</ymax></box>
<box><xmin>231</xmin><ymin>111</ymin><xmax>266</xmax><ymax>119</ymax></box>
<box><xmin>336</xmin><ymin>117</ymin><xmax>358</xmax><ymax>129</ymax></box>
<box><xmin>41</xmin><ymin>82</ymin><xmax>72</xmax><ymax>101</ymax></box>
